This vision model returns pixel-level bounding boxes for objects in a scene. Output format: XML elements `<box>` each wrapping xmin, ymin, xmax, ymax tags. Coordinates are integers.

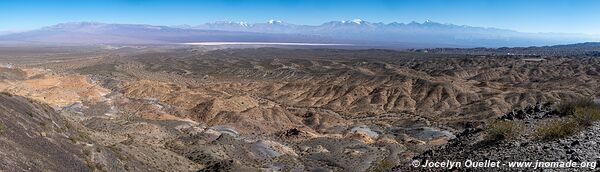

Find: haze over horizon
<box><xmin>1</xmin><ymin>0</ymin><xmax>600</xmax><ymax>36</ymax></box>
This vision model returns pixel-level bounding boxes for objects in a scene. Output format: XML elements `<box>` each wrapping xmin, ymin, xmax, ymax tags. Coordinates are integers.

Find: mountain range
<box><xmin>1</xmin><ymin>20</ymin><xmax>598</xmax><ymax>48</ymax></box>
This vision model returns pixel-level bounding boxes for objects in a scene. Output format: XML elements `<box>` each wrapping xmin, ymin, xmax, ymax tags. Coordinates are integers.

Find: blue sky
<box><xmin>1</xmin><ymin>0</ymin><xmax>599</xmax><ymax>34</ymax></box>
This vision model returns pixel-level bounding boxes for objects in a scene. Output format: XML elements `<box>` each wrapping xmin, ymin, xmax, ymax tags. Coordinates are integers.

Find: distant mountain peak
<box><xmin>351</xmin><ymin>19</ymin><xmax>364</xmax><ymax>24</ymax></box>
<box><xmin>47</xmin><ymin>21</ymin><xmax>104</xmax><ymax>27</ymax></box>
<box><xmin>60</xmin><ymin>21</ymin><xmax>105</xmax><ymax>25</ymax></box>
<box><xmin>211</xmin><ymin>21</ymin><xmax>246</xmax><ymax>24</ymax></box>
<box><xmin>341</xmin><ymin>19</ymin><xmax>366</xmax><ymax>25</ymax></box>
<box><xmin>42</xmin><ymin>22</ymin><xmax>109</xmax><ymax>31</ymax></box>
<box><xmin>268</xmin><ymin>19</ymin><xmax>283</xmax><ymax>24</ymax></box>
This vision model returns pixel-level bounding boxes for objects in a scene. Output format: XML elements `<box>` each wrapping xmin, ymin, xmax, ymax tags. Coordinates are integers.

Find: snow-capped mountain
<box><xmin>1</xmin><ymin>20</ymin><xmax>598</xmax><ymax>47</ymax></box>
<box><xmin>188</xmin><ymin>19</ymin><xmax>598</xmax><ymax>47</ymax></box>
<box><xmin>192</xmin><ymin>19</ymin><xmax>305</xmax><ymax>33</ymax></box>
<box><xmin>268</xmin><ymin>19</ymin><xmax>283</xmax><ymax>24</ymax></box>
<box><xmin>191</xmin><ymin>19</ymin><xmax>506</xmax><ymax>34</ymax></box>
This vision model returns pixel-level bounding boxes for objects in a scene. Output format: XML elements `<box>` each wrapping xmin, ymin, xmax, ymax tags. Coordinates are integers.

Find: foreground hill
<box><xmin>0</xmin><ymin>93</ymin><xmax>90</xmax><ymax>171</ymax></box>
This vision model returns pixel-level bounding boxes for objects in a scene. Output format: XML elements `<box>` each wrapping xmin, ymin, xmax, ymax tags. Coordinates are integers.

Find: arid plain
<box><xmin>1</xmin><ymin>45</ymin><xmax>599</xmax><ymax>171</ymax></box>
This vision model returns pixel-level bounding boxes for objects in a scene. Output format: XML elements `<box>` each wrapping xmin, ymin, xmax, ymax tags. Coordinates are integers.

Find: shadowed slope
<box><xmin>0</xmin><ymin>93</ymin><xmax>90</xmax><ymax>171</ymax></box>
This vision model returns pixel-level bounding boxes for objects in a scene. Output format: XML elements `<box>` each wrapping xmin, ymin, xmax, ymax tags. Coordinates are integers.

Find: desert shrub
<box><xmin>0</xmin><ymin>123</ymin><xmax>4</xmax><ymax>135</ymax></box>
<box><xmin>535</xmin><ymin>102</ymin><xmax>600</xmax><ymax>140</ymax></box>
<box><xmin>556</xmin><ymin>98</ymin><xmax>597</xmax><ymax>116</ymax></box>
<box><xmin>534</xmin><ymin>118</ymin><xmax>581</xmax><ymax>140</ymax></box>
<box><xmin>69</xmin><ymin>132</ymin><xmax>91</xmax><ymax>143</ymax></box>
<box><xmin>370</xmin><ymin>159</ymin><xmax>395</xmax><ymax>172</ymax></box>
<box><xmin>83</xmin><ymin>149</ymin><xmax>92</xmax><ymax>156</ymax></box>
<box><xmin>485</xmin><ymin>120</ymin><xmax>524</xmax><ymax>140</ymax></box>
<box><xmin>573</xmin><ymin>106</ymin><xmax>600</xmax><ymax>126</ymax></box>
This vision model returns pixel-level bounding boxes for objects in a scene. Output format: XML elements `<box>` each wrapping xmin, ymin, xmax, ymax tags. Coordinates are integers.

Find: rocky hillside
<box><xmin>0</xmin><ymin>93</ymin><xmax>89</xmax><ymax>171</ymax></box>
<box><xmin>397</xmin><ymin>102</ymin><xmax>600</xmax><ymax>171</ymax></box>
